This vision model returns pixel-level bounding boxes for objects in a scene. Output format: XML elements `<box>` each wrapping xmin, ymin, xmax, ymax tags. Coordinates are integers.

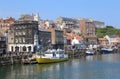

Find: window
<box><xmin>15</xmin><ymin>32</ymin><xmax>18</xmax><ymax>35</ymax></box>
<box><xmin>15</xmin><ymin>38</ymin><xmax>18</xmax><ymax>43</ymax></box>
<box><xmin>16</xmin><ymin>27</ymin><xmax>18</xmax><ymax>29</ymax></box>
<box><xmin>28</xmin><ymin>46</ymin><xmax>31</xmax><ymax>52</ymax></box>
<box><xmin>23</xmin><ymin>38</ymin><xmax>25</xmax><ymax>43</ymax></box>
<box><xmin>29</xmin><ymin>30</ymin><xmax>32</xmax><ymax>35</ymax></box>
<box><xmin>23</xmin><ymin>31</ymin><xmax>26</xmax><ymax>35</ymax></box>
<box><xmin>23</xmin><ymin>46</ymin><xmax>26</xmax><ymax>51</ymax></box>
<box><xmin>19</xmin><ymin>32</ymin><xmax>22</xmax><ymax>35</ymax></box>
<box><xmin>11</xmin><ymin>46</ymin><xmax>13</xmax><ymax>52</ymax></box>
<box><xmin>15</xmin><ymin>46</ymin><xmax>19</xmax><ymax>52</ymax></box>
<box><xmin>19</xmin><ymin>38</ymin><xmax>22</xmax><ymax>43</ymax></box>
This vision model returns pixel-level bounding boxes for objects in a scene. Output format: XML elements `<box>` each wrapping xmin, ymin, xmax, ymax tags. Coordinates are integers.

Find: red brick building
<box><xmin>0</xmin><ymin>17</ymin><xmax>15</xmax><ymax>34</ymax></box>
<box><xmin>79</xmin><ymin>19</ymin><xmax>97</xmax><ymax>44</ymax></box>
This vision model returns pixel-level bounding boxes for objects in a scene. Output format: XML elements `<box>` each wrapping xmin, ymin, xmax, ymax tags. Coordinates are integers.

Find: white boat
<box><xmin>36</xmin><ymin>49</ymin><xmax>68</xmax><ymax>64</ymax></box>
<box><xmin>85</xmin><ymin>44</ymin><xmax>95</xmax><ymax>55</ymax></box>
<box><xmin>101</xmin><ymin>47</ymin><xmax>113</xmax><ymax>54</ymax></box>
<box><xmin>86</xmin><ymin>49</ymin><xmax>95</xmax><ymax>55</ymax></box>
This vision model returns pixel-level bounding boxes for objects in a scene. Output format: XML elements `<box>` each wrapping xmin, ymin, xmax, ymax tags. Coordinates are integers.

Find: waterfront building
<box><xmin>63</xmin><ymin>32</ymin><xmax>83</xmax><ymax>50</ymax></box>
<box><xmin>38</xmin><ymin>29</ymin><xmax>51</xmax><ymax>51</ymax></box>
<box><xmin>8</xmin><ymin>20</ymin><xmax>38</xmax><ymax>52</ymax></box>
<box><xmin>104</xmin><ymin>35</ymin><xmax>117</xmax><ymax>45</ymax></box>
<box><xmin>98</xmin><ymin>38</ymin><xmax>109</xmax><ymax>47</ymax></box>
<box><xmin>80</xmin><ymin>18</ymin><xmax>96</xmax><ymax>36</ymax></box>
<box><xmin>64</xmin><ymin>32</ymin><xmax>83</xmax><ymax>45</ymax></box>
<box><xmin>116</xmin><ymin>37</ymin><xmax>120</xmax><ymax>43</ymax></box>
<box><xmin>79</xmin><ymin>18</ymin><xmax>97</xmax><ymax>45</ymax></box>
<box><xmin>47</xmin><ymin>27</ymin><xmax>64</xmax><ymax>49</ymax></box>
<box><xmin>0</xmin><ymin>31</ymin><xmax>6</xmax><ymax>54</ymax></box>
<box><xmin>0</xmin><ymin>17</ymin><xmax>15</xmax><ymax>35</ymax></box>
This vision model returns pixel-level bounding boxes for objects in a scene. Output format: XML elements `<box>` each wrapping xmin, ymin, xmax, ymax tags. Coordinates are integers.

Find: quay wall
<box><xmin>0</xmin><ymin>53</ymin><xmax>32</xmax><ymax>66</ymax></box>
<box><xmin>0</xmin><ymin>47</ymin><xmax>120</xmax><ymax>65</ymax></box>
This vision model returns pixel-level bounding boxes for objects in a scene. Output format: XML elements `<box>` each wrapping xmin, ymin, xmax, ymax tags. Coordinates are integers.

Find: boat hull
<box><xmin>85</xmin><ymin>50</ymin><xmax>94</xmax><ymax>56</ymax></box>
<box><xmin>86</xmin><ymin>53</ymin><xmax>94</xmax><ymax>55</ymax></box>
<box><xmin>101</xmin><ymin>50</ymin><xmax>113</xmax><ymax>54</ymax></box>
<box><xmin>36</xmin><ymin>58</ymin><xmax>68</xmax><ymax>64</ymax></box>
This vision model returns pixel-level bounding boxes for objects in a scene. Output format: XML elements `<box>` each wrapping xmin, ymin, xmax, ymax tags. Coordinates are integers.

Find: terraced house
<box><xmin>8</xmin><ymin>20</ymin><xmax>38</xmax><ymax>52</ymax></box>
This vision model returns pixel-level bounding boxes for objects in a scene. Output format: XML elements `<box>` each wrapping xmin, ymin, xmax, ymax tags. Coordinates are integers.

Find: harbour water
<box><xmin>1</xmin><ymin>54</ymin><xmax>120</xmax><ymax>79</ymax></box>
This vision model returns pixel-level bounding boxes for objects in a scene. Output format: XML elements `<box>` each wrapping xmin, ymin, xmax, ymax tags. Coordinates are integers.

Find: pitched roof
<box><xmin>98</xmin><ymin>38</ymin><xmax>108</xmax><ymax>41</ymax></box>
<box><xmin>116</xmin><ymin>37</ymin><xmax>120</xmax><ymax>41</ymax></box>
<box><xmin>64</xmin><ymin>32</ymin><xmax>83</xmax><ymax>41</ymax></box>
<box><xmin>84</xmin><ymin>36</ymin><xmax>97</xmax><ymax>38</ymax></box>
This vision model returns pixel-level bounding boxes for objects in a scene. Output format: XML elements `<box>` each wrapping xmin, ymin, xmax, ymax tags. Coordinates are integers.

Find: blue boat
<box><xmin>101</xmin><ymin>47</ymin><xmax>113</xmax><ymax>54</ymax></box>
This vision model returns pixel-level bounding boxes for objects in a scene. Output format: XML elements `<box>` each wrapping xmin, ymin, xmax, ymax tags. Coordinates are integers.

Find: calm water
<box><xmin>1</xmin><ymin>54</ymin><xmax>120</xmax><ymax>79</ymax></box>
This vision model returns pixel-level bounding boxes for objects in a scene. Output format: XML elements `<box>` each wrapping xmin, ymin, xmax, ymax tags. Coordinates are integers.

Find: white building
<box><xmin>71</xmin><ymin>37</ymin><xmax>80</xmax><ymax>46</ymax></box>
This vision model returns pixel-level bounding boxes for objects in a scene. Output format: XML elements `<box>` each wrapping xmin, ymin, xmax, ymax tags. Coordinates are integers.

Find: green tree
<box><xmin>106</xmin><ymin>26</ymin><xmax>114</xmax><ymax>28</ymax></box>
<box><xmin>96</xmin><ymin>26</ymin><xmax>120</xmax><ymax>38</ymax></box>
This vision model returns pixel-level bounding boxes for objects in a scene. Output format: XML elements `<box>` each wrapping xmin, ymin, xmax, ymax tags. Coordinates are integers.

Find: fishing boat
<box><xmin>36</xmin><ymin>49</ymin><xmax>68</xmax><ymax>64</ymax></box>
<box><xmin>101</xmin><ymin>47</ymin><xmax>113</xmax><ymax>54</ymax></box>
<box><xmin>85</xmin><ymin>49</ymin><xmax>95</xmax><ymax>55</ymax></box>
<box><xmin>85</xmin><ymin>44</ymin><xmax>95</xmax><ymax>55</ymax></box>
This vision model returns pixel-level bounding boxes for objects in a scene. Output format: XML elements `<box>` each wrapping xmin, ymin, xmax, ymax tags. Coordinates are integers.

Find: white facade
<box><xmin>8</xmin><ymin>44</ymin><xmax>34</xmax><ymax>52</ymax></box>
<box><xmin>71</xmin><ymin>37</ymin><xmax>80</xmax><ymax>45</ymax></box>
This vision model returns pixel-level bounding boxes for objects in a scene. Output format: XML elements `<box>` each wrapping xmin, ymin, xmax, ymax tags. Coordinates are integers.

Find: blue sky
<box><xmin>0</xmin><ymin>0</ymin><xmax>120</xmax><ymax>28</ymax></box>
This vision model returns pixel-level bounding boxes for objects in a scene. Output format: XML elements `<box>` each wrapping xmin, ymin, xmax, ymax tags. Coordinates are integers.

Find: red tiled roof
<box><xmin>116</xmin><ymin>37</ymin><xmax>120</xmax><ymax>41</ymax></box>
<box><xmin>64</xmin><ymin>32</ymin><xmax>83</xmax><ymax>41</ymax></box>
<box><xmin>98</xmin><ymin>38</ymin><xmax>108</xmax><ymax>41</ymax></box>
<box><xmin>84</xmin><ymin>36</ymin><xmax>97</xmax><ymax>38</ymax></box>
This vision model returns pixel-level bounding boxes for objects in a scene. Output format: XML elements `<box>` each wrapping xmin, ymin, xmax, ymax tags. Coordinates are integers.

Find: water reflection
<box><xmin>2</xmin><ymin>65</ymin><xmax>37</xmax><ymax>79</ymax></box>
<box><xmin>101</xmin><ymin>54</ymin><xmax>120</xmax><ymax>62</ymax></box>
<box><xmin>36</xmin><ymin>63</ymin><xmax>66</xmax><ymax>79</ymax></box>
<box><xmin>1</xmin><ymin>54</ymin><xmax>120</xmax><ymax>79</ymax></box>
<box><xmin>86</xmin><ymin>55</ymin><xmax>94</xmax><ymax>61</ymax></box>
